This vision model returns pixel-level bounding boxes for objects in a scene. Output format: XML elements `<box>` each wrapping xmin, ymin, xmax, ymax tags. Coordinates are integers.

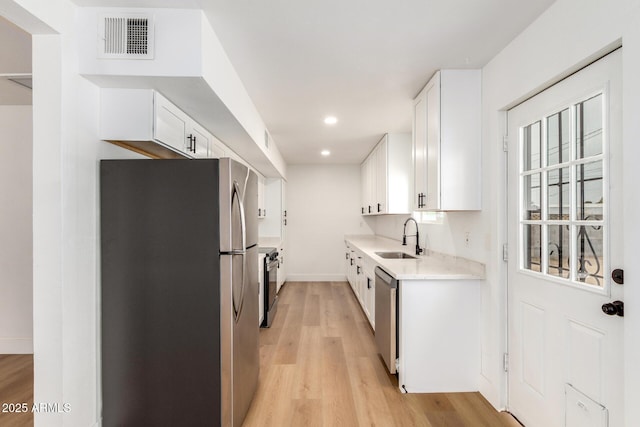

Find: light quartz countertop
<box><xmin>344</xmin><ymin>234</ymin><xmax>485</xmax><ymax>281</ymax></box>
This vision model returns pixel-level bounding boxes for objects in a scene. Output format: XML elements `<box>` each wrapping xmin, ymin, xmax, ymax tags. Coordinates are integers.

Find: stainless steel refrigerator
<box><xmin>100</xmin><ymin>158</ymin><xmax>259</xmax><ymax>427</ymax></box>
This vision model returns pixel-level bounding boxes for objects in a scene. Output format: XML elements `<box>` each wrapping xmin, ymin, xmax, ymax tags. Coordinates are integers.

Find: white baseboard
<box><xmin>285</xmin><ymin>274</ymin><xmax>347</xmax><ymax>282</ymax></box>
<box><xmin>0</xmin><ymin>338</ymin><xmax>34</xmax><ymax>354</ymax></box>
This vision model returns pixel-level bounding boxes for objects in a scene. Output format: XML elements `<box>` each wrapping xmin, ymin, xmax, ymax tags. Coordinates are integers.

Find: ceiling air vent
<box><xmin>99</xmin><ymin>14</ymin><xmax>154</xmax><ymax>59</ymax></box>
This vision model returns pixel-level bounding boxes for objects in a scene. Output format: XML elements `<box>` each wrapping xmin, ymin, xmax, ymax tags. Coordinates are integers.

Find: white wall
<box><xmin>0</xmin><ymin>106</ymin><xmax>32</xmax><ymax>354</ymax></box>
<box><xmin>481</xmin><ymin>0</ymin><xmax>640</xmax><ymax>418</ymax></box>
<box><xmin>1</xmin><ymin>2</ymin><xmax>146</xmax><ymax>425</ymax></box>
<box><xmin>286</xmin><ymin>164</ymin><xmax>374</xmax><ymax>281</ymax></box>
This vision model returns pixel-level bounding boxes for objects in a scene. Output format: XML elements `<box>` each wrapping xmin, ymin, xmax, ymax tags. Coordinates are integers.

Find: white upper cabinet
<box><xmin>361</xmin><ymin>133</ymin><xmax>412</xmax><ymax>215</ymax></box>
<box><xmin>101</xmin><ymin>88</ymin><xmax>215</xmax><ymax>159</ymax></box>
<box><xmin>413</xmin><ymin>70</ymin><xmax>481</xmax><ymax>211</ymax></box>
<box><xmin>187</xmin><ymin>122</ymin><xmax>210</xmax><ymax>159</ymax></box>
<box><xmin>257</xmin><ymin>174</ymin><xmax>266</xmax><ymax>218</ymax></box>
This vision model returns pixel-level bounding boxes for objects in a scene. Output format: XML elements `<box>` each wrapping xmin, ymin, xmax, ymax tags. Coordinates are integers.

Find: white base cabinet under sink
<box><xmin>398</xmin><ymin>279</ymin><xmax>480</xmax><ymax>392</ymax></box>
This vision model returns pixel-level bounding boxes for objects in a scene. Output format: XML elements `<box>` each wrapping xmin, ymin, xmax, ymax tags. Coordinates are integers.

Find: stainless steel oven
<box><xmin>261</xmin><ymin>248</ymin><xmax>279</xmax><ymax>328</ymax></box>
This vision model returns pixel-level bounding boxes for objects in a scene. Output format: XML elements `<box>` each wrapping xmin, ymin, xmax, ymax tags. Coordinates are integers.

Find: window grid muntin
<box><xmin>519</xmin><ymin>89</ymin><xmax>608</xmax><ymax>291</ymax></box>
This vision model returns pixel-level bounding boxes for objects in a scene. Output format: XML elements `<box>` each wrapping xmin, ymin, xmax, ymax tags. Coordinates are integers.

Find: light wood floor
<box><xmin>0</xmin><ymin>354</ymin><xmax>34</xmax><ymax>427</ymax></box>
<box><xmin>243</xmin><ymin>281</ymin><xmax>519</xmax><ymax>427</ymax></box>
<box><xmin>0</xmin><ymin>282</ymin><xmax>521</xmax><ymax>427</ymax></box>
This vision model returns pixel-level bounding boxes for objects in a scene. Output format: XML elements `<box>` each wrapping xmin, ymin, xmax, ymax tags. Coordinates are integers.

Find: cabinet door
<box><xmin>425</xmin><ymin>72</ymin><xmax>441</xmax><ymax>210</ymax></box>
<box><xmin>413</xmin><ymin>91</ymin><xmax>428</xmax><ymax>210</ymax></box>
<box><xmin>376</xmin><ymin>138</ymin><xmax>388</xmax><ymax>213</ymax></box>
<box><xmin>210</xmin><ymin>136</ymin><xmax>226</xmax><ymax>158</ymax></box>
<box><xmin>361</xmin><ymin>162</ymin><xmax>368</xmax><ymax>215</ymax></box>
<box><xmin>365</xmin><ymin>274</ymin><xmax>375</xmax><ymax>328</ymax></box>
<box><xmin>356</xmin><ymin>258</ymin><xmax>364</xmax><ymax>304</ymax></box>
<box><xmin>257</xmin><ymin>175</ymin><xmax>266</xmax><ymax>218</ymax></box>
<box><xmin>367</xmin><ymin>153</ymin><xmax>376</xmax><ymax>214</ymax></box>
<box><xmin>154</xmin><ymin>92</ymin><xmax>188</xmax><ymax>152</ymax></box>
<box><xmin>188</xmin><ymin>123</ymin><xmax>210</xmax><ymax>158</ymax></box>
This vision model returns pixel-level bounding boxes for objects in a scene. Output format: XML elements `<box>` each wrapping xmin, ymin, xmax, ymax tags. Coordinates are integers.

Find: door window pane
<box><xmin>547</xmin><ymin>225</ymin><xmax>570</xmax><ymax>279</ymax></box>
<box><xmin>523</xmin><ymin>121</ymin><xmax>541</xmax><ymax>171</ymax></box>
<box><xmin>576</xmin><ymin>225</ymin><xmax>604</xmax><ymax>287</ymax></box>
<box><xmin>518</xmin><ymin>91</ymin><xmax>607</xmax><ymax>289</ymax></box>
<box><xmin>547</xmin><ymin>168</ymin><xmax>569</xmax><ymax>220</ymax></box>
<box><xmin>524</xmin><ymin>174</ymin><xmax>541</xmax><ymax>220</ymax></box>
<box><xmin>523</xmin><ymin>225</ymin><xmax>542</xmax><ymax>272</ymax></box>
<box><xmin>576</xmin><ymin>94</ymin><xmax>603</xmax><ymax>159</ymax></box>
<box><xmin>547</xmin><ymin>109</ymin><xmax>570</xmax><ymax>166</ymax></box>
<box><xmin>576</xmin><ymin>161</ymin><xmax>603</xmax><ymax>220</ymax></box>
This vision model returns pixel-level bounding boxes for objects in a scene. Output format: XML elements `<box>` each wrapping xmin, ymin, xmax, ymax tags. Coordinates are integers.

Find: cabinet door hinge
<box><xmin>503</xmin><ymin>243</ymin><xmax>508</xmax><ymax>262</ymax></box>
<box><xmin>503</xmin><ymin>353</ymin><xmax>509</xmax><ymax>372</ymax></box>
<box><xmin>503</xmin><ymin>135</ymin><xmax>509</xmax><ymax>152</ymax></box>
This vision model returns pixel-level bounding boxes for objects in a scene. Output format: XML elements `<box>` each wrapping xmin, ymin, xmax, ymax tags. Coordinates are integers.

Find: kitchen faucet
<box><xmin>402</xmin><ymin>217</ymin><xmax>424</xmax><ymax>256</ymax></box>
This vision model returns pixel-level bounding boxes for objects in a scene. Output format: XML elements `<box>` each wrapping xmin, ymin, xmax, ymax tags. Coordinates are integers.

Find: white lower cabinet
<box><xmin>363</xmin><ymin>262</ymin><xmax>375</xmax><ymax>328</ymax></box>
<box><xmin>398</xmin><ymin>279</ymin><xmax>480</xmax><ymax>392</ymax></box>
<box><xmin>344</xmin><ymin>242</ymin><xmax>375</xmax><ymax>330</ymax></box>
<box><xmin>355</xmin><ymin>254</ymin><xmax>365</xmax><ymax>306</ymax></box>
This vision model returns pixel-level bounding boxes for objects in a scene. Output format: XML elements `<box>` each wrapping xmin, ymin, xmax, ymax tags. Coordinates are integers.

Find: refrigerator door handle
<box><xmin>234</xmin><ymin>181</ymin><xmax>247</xmax><ymax>252</ymax></box>
<box><xmin>232</xmin><ymin>181</ymin><xmax>247</xmax><ymax>323</ymax></box>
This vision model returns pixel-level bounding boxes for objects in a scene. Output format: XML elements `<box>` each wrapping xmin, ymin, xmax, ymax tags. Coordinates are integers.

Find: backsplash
<box><xmin>374</xmin><ymin>212</ymin><xmax>486</xmax><ymax>263</ymax></box>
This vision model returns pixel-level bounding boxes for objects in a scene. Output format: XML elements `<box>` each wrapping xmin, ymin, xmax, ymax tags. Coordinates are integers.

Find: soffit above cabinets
<box><xmin>71</xmin><ymin>0</ymin><xmax>555</xmax><ymax>165</ymax></box>
<box><xmin>77</xmin><ymin>7</ymin><xmax>286</xmax><ymax>178</ymax></box>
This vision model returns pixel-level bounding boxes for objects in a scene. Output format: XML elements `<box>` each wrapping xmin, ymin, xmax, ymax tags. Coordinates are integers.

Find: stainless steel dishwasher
<box><xmin>375</xmin><ymin>266</ymin><xmax>398</xmax><ymax>374</ymax></box>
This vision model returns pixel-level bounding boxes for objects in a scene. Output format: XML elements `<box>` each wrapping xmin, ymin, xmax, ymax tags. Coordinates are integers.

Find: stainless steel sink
<box><xmin>375</xmin><ymin>251</ymin><xmax>416</xmax><ymax>259</ymax></box>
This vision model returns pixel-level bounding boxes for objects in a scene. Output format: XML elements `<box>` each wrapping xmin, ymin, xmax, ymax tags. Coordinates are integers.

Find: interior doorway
<box><xmin>0</xmin><ymin>12</ymin><xmax>34</xmax><ymax>427</ymax></box>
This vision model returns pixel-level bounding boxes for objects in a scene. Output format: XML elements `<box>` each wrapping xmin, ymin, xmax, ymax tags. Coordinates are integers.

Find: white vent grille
<box><xmin>99</xmin><ymin>14</ymin><xmax>154</xmax><ymax>59</ymax></box>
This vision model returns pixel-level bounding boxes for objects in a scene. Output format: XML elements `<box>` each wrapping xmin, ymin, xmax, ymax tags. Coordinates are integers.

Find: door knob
<box><xmin>601</xmin><ymin>300</ymin><xmax>624</xmax><ymax>317</ymax></box>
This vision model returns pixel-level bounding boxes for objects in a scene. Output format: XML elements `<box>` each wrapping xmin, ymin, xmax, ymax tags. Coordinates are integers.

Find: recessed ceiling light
<box><xmin>324</xmin><ymin>116</ymin><xmax>338</xmax><ymax>125</ymax></box>
<box><xmin>321</xmin><ymin>150</ymin><xmax>331</xmax><ymax>156</ymax></box>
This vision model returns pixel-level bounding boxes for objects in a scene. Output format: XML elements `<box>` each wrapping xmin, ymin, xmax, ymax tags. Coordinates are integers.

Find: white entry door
<box><xmin>507</xmin><ymin>49</ymin><xmax>624</xmax><ymax>427</ymax></box>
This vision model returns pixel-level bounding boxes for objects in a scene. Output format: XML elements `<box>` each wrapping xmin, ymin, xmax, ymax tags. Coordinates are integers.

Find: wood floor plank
<box><xmin>272</xmin><ymin>285</ymin><xmax>306</xmax><ymax>364</ymax></box>
<box><xmin>0</xmin><ymin>354</ymin><xmax>34</xmax><ymax>427</ymax></box>
<box><xmin>321</xmin><ymin>336</ymin><xmax>360</xmax><ymax>426</ymax></box>
<box><xmin>346</xmin><ymin>356</ymin><xmax>396</xmax><ymax>427</ymax></box>
<box><xmin>289</xmin><ymin>399</ymin><xmax>323</xmax><ymax>427</ymax></box>
<box><xmin>292</xmin><ymin>326</ymin><xmax>323</xmax><ymax>400</ymax></box>
<box><xmin>242</xmin><ymin>364</ymin><xmax>297</xmax><ymax>427</ymax></box>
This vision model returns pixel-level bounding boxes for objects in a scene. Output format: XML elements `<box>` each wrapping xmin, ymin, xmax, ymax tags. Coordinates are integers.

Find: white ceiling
<box><xmin>200</xmin><ymin>0</ymin><xmax>556</xmax><ymax>165</ymax></box>
<box><xmin>66</xmin><ymin>1</ymin><xmax>555</xmax><ymax>164</ymax></box>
